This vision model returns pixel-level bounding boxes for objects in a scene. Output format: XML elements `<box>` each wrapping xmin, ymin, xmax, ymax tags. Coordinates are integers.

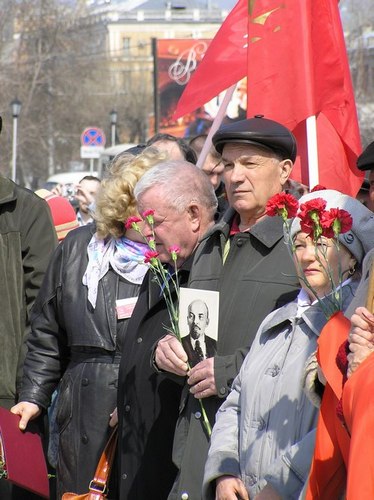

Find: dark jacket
<box><xmin>168</xmin><ymin>208</ymin><xmax>300</xmax><ymax>500</ymax></box>
<box><xmin>0</xmin><ymin>177</ymin><xmax>57</xmax><ymax>409</ymax></box>
<box><xmin>117</xmin><ymin>259</ymin><xmax>193</xmax><ymax>500</ymax></box>
<box><xmin>19</xmin><ymin>225</ymin><xmax>141</xmax><ymax>497</ymax></box>
<box><xmin>182</xmin><ymin>334</ymin><xmax>217</xmax><ymax>367</ymax></box>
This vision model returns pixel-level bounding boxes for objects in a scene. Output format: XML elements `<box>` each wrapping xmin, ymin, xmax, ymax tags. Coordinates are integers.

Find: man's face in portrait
<box><xmin>187</xmin><ymin>300</ymin><xmax>209</xmax><ymax>340</ymax></box>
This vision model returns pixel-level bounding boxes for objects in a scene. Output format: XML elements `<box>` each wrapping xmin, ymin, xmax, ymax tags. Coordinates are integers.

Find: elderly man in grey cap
<box><xmin>155</xmin><ymin>115</ymin><xmax>301</xmax><ymax>500</ymax></box>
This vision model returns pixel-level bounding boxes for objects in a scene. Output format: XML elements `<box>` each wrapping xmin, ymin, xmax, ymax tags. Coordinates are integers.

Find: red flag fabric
<box><xmin>175</xmin><ymin>0</ymin><xmax>363</xmax><ymax>196</ymax></box>
<box><xmin>174</xmin><ymin>0</ymin><xmax>247</xmax><ymax>120</ymax></box>
<box><xmin>292</xmin><ymin>113</ymin><xmax>363</xmax><ymax>197</ymax></box>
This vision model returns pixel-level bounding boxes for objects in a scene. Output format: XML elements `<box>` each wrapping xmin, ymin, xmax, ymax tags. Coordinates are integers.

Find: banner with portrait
<box><xmin>153</xmin><ymin>38</ymin><xmax>247</xmax><ymax>138</ymax></box>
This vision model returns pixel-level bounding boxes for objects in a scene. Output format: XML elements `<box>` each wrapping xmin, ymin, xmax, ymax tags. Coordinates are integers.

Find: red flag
<box><xmin>175</xmin><ymin>0</ymin><xmax>363</xmax><ymax>196</ymax></box>
<box><xmin>174</xmin><ymin>0</ymin><xmax>247</xmax><ymax>119</ymax></box>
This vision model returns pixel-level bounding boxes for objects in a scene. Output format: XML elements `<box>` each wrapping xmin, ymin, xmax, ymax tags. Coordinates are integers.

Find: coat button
<box><xmin>82</xmin><ymin>378</ymin><xmax>89</xmax><ymax>386</ymax></box>
<box><xmin>248</xmin><ymin>473</ymin><xmax>257</xmax><ymax>486</ymax></box>
<box><xmin>272</xmin><ymin>365</ymin><xmax>280</xmax><ymax>377</ymax></box>
<box><xmin>81</xmin><ymin>434</ymin><xmax>88</xmax><ymax>444</ymax></box>
<box><xmin>194</xmin><ymin>411</ymin><xmax>201</xmax><ymax>419</ymax></box>
<box><xmin>122</xmin><ymin>473</ymin><xmax>127</xmax><ymax>480</ymax></box>
<box><xmin>137</xmin><ymin>337</ymin><xmax>143</xmax><ymax>343</ymax></box>
<box><xmin>258</xmin><ymin>418</ymin><xmax>265</xmax><ymax>431</ymax></box>
<box><xmin>219</xmin><ymin>387</ymin><xmax>227</xmax><ymax>396</ymax></box>
<box><xmin>236</xmin><ymin>238</ymin><xmax>243</xmax><ymax>247</ymax></box>
<box><xmin>124</xmin><ymin>404</ymin><xmax>131</xmax><ymax>412</ymax></box>
<box><xmin>181</xmin><ymin>493</ymin><xmax>189</xmax><ymax>500</ymax></box>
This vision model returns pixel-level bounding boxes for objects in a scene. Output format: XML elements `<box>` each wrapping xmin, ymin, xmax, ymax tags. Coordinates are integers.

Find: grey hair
<box><xmin>134</xmin><ymin>160</ymin><xmax>218</xmax><ymax>218</ymax></box>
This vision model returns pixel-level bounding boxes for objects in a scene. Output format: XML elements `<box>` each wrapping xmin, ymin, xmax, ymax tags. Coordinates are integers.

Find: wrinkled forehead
<box><xmin>221</xmin><ymin>142</ymin><xmax>278</xmax><ymax>161</ymax></box>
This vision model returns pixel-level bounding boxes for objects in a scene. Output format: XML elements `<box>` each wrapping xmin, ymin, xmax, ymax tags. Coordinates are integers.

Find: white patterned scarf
<box><xmin>83</xmin><ymin>233</ymin><xmax>149</xmax><ymax>308</ymax></box>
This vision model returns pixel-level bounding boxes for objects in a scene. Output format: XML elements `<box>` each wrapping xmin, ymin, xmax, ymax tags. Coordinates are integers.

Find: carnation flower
<box><xmin>168</xmin><ymin>245</ymin><xmax>181</xmax><ymax>262</ymax></box>
<box><xmin>144</xmin><ymin>250</ymin><xmax>159</xmax><ymax>264</ymax></box>
<box><xmin>320</xmin><ymin>209</ymin><xmax>352</xmax><ymax>239</ymax></box>
<box><xmin>311</xmin><ymin>185</ymin><xmax>327</xmax><ymax>192</ymax></box>
<box><xmin>298</xmin><ymin>198</ymin><xmax>327</xmax><ymax>241</ymax></box>
<box><xmin>148</xmin><ymin>238</ymin><xmax>156</xmax><ymax>250</ymax></box>
<box><xmin>125</xmin><ymin>216</ymin><xmax>142</xmax><ymax>231</ymax></box>
<box><xmin>142</xmin><ymin>209</ymin><xmax>155</xmax><ymax>225</ymax></box>
<box><xmin>266</xmin><ymin>192</ymin><xmax>299</xmax><ymax>220</ymax></box>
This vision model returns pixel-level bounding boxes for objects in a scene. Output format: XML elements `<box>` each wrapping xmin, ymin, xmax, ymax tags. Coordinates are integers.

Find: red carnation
<box><xmin>144</xmin><ymin>250</ymin><xmax>159</xmax><ymax>264</ymax></box>
<box><xmin>265</xmin><ymin>193</ymin><xmax>299</xmax><ymax>220</ymax></box>
<box><xmin>298</xmin><ymin>198</ymin><xmax>327</xmax><ymax>220</ymax></box>
<box><xmin>298</xmin><ymin>198</ymin><xmax>327</xmax><ymax>240</ymax></box>
<box><xmin>321</xmin><ymin>208</ymin><xmax>353</xmax><ymax>238</ymax></box>
<box><xmin>310</xmin><ymin>185</ymin><xmax>327</xmax><ymax>192</ymax></box>
<box><xmin>125</xmin><ymin>216</ymin><xmax>142</xmax><ymax>230</ymax></box>
<box><xmin>143</xmin><ymin>209</ymin><xmax>155</xmax><ymax>217</ymax></box>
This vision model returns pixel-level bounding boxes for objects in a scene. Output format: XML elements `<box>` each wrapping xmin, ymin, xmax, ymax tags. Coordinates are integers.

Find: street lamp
<box><xmin>10</xmin><ymin>98</ymin><xmax>22</xmax><ymax>183</ymax></box>
<box><xmin>109</xmin><ymin>109</ymin><xmax>118</xmax><ymax>147</ymax></box>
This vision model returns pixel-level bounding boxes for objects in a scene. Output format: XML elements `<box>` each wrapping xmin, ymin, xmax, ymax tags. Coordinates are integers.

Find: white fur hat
<box><xmin>289</xmin><ymin>189</ymin><xmax>374</xmax><ymax>264</ymax></box>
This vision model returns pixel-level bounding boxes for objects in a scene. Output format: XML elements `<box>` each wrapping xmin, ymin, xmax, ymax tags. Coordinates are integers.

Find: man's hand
<box><xmin>215</xmin><ymin>475</ymin><xmax>249</xmax><ymax>500</ymax></box>
<box><xmin>10</xmin><ymin>402</ymin><xmax>41</xmax><ymax>430</ymax></box>
<box><xmin>348</xmin><ymin>306</ymin><xmax>374</xmax><ymax>377</ymax></box>
<box><xmin>155</xmin><ymin>334</ymin><xmax>189</xmax><ymax>376</ymax></box>
<box><xmin>188</xmin><ymin>357</ymin><xmax>217</xmax><ymax>398</ymax></box>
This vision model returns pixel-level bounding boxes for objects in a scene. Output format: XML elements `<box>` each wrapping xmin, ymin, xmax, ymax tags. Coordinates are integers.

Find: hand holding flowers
<box><xmin>125</xmin><ymin>210</ymin><xmax>212</xmax><ymax>435</ymax></box>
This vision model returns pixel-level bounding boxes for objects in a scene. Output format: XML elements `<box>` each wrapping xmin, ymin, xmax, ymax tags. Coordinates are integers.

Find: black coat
<box><xmin>19</xmin><ymin>225</ymin><xmax>142</xmax><ymax>498</ymax></box>
<box><xmin>117</xmin><ymin>260</ymin><xmax>193</xmax><ymax>500</ymax></box>
<box><xmin>181</xmin><ymin>334</ymin><xmax>217</xmax><ymax>367</ymax></box>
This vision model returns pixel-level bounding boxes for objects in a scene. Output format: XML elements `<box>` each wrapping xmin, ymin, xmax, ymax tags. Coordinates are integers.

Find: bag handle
<box><xmin>88</xmin><ymin>425</ymin><xmax>118</xmax><ymax>496</ymax></box>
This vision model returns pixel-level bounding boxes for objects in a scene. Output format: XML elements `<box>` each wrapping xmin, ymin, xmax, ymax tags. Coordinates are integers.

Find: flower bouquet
<box><xmin>125</xmin><ymin>211</ymin><xmax>212</xmax><ymax>436</ymax></box>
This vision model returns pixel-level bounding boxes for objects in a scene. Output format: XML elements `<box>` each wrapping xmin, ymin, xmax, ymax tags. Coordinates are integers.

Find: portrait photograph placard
<box><xmin>178</xmin><ymin>288</ymin><xmax>219</xmax><ymax>366</ymax></box>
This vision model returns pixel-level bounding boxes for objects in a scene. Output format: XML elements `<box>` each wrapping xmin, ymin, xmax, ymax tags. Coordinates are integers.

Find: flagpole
<box><xmin>306</xmin><ymin>115</ymin><xmax>319</xmax><ymax>189</ymax></box>
<box><xmin>196</xmin><ymin>84</ymin><xmax>237</xmax><ymax>169</ymax></box>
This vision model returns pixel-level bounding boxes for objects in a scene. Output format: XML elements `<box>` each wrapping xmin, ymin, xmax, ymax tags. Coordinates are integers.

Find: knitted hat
<box><xmin>36</xmin><ymin>189</ymin><xmax>79</xmax><ymax>241</ymax></box>
<box><xmin>290</xmin><ymin>189</ymin><xmax>374</xmax><ymax>264</ymax></box>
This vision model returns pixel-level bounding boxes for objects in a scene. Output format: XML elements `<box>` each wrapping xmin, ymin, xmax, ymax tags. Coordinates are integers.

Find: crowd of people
<box><xmin>1</xmin><ymin>111</ymin><xmax>374</xmax><ymax>500</ymax></box>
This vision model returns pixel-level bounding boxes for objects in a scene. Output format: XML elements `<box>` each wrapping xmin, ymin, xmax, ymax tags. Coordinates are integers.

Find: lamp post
<box><xmin>109</xmin><ymin>109</ymin><xmax>117</xmax><ymax>147</ymax></box>
<box><xmin>10</xmin><ymin>98</ymin><xmax>22</xmax><ymax>183</ymax></box>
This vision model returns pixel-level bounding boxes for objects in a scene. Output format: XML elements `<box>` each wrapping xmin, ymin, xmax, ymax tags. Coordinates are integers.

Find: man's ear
<box><xmin>187</xmin><ymin>204</ymin><xmax>201</xmax><ymax>231</ymax></box>
<box><xmin>279</xmin><ymin>159</ymin><xmax>293</xmax><ymax>187</ymax></box>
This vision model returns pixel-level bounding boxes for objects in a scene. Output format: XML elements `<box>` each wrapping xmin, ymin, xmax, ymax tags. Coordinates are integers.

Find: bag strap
<box><xmin>88</xmin><ymin>425</ymin><xmax>118</xmax><ymax>496</ymax></box>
